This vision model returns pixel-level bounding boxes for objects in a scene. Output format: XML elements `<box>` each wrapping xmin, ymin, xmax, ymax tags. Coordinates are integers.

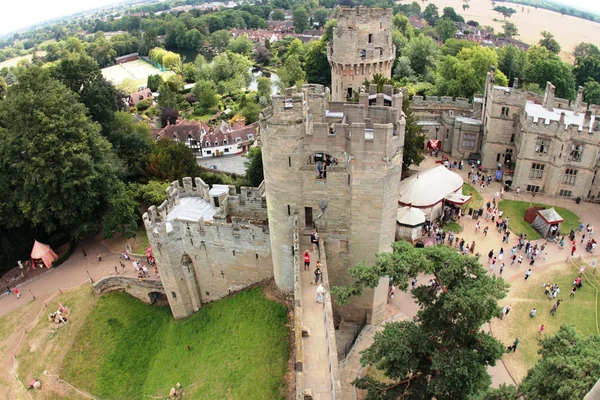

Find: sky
<box><xmin>2</xmin><ymin>0</ymin><xmax>600</xmax><ymax>36</ymax></box>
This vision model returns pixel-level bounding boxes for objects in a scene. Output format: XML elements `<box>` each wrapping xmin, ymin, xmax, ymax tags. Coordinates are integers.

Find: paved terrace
<box><xmin>296</xmin><ymin>231</ymin><xmax>342</xmax><ymax>400</ymax></box>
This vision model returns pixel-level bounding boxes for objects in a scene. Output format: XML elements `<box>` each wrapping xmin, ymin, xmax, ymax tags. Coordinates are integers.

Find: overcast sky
<box><xmin>2</xmin><ymin>0</ymin><xmax>600</xmax><ymax>36</ymax></box>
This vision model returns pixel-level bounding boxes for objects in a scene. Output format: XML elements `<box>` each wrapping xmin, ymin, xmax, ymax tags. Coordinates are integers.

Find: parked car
<box><xmin>209</xmin><ymin>165</ymin><xmax>217</xmax><ymax>170</ymax></box>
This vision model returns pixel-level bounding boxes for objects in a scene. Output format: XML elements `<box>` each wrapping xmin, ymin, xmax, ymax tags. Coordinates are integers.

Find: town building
<box><xmin>128</xmin><ymin>88</ymin><xmax>152</xmax><ymax>108</ymax></box>
<box><xmin>152</xmin><ymin>119</ymin><xmax>258</xmax><ymax>158</ymax></box>
<box><xmin>481</xmin><ymin>73</ymin><xmax>600</xmax><ymax>199</ymax></box>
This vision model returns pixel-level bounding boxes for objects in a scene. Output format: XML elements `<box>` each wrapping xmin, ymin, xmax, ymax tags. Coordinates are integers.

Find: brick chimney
<box><xmin>513</xmin><ymin>77</ymin><xmax>519</xmax><ymax>89</ymax></box>
<box><xmin>559</xmin><ymin>112</ymin><xmax>566</xmax><ymax>125</ymax></box>
<box><xmin>583</xmin><ymin>110</ymin><xmax>592</xmax><ymax>131</ymax></box>
<box><xmin>542</xmin><ymin>82</ymin><xmax>555</xmax><ymax>112</ymax></box>
<box><xmin>573</xmin><ymin>86</ymin><xmax>584</xmax><ymax>116</ymax></box>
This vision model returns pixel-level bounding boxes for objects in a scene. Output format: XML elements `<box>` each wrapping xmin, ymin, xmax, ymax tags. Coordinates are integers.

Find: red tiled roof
<box><xmin>153</xmin><ymin>119</ymin><xmax>210</xmax><ymax>141</ymax></box>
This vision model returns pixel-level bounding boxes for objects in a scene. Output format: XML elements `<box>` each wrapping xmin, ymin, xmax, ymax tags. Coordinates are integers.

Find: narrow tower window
<box><xmin>368</xmin><ymin>33</ymin><xmax>373</xmax><ymax>43</ymax></box>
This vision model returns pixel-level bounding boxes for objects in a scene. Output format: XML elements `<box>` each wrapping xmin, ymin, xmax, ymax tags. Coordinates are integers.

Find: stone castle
<box><xmin>143</xmin><ymin>5</ymin><xmax>600</xmax><ymax>322</ymax></box>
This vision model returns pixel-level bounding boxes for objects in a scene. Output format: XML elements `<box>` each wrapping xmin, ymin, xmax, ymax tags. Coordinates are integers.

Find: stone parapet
<box><xmin>292</xmin><ymin>216</ymin><xmax>304</xmax><ymax>400</ymax></box>
<box><xmin>92</xmin><ymin>275</ymin><xmax>165</xmax><ymax>304</ymax></box>
<box><xmin>319</xmin><ymin>237</ymin><xmax>343</xmax><ymax>399</ymax></box>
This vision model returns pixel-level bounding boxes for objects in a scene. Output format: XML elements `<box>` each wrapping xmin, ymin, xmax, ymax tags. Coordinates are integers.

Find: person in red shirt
<box><xmin>303</xmin><ymin>250</ymin><xmax>311</xmax><ymax>271</ymax></box>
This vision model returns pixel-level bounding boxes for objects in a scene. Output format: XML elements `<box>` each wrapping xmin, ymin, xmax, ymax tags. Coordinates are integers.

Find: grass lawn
<box><xmin>442</xmin><ymin>220</ymin><xmax>463</xmax><ymax>233</ymax></box>
<box><xmin>61</xmin><ymin>287</ymin><xmax>289</xmax><ymax>400</ymax></box>
<box><xmin>498</xmin><ymin>200</ymin><xmax>581</xmax><ymax>240</ymax></box>
<box><xmin>8</xmin><ymin>285</ymin><xmax>98</xmax><ymax>398</ymax></box>
<box><xmin>492</xmin><ymin>261</ymin><xmax>599</xmax><ymax>381</ymax></box>
<box><xmin>195</xmin><ymin>114</ymin><xmax>213</xmax><ymax>122</ymax></box>
<box><xmin>462</xmin><ymin>183</ymin><xmax>483</xmax><ymax>210</ymax></box>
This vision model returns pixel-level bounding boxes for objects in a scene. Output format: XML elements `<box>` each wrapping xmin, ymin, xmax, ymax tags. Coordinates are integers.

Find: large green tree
<box><xmin>146</xmin><ymin>139</ymin><xmax>201</xmax><ymax>181</ymax></box>
<box><xmin>539</xmin><ymin>31</ymin><xmax>561</xmax><ymax>54</ymax></box>
<box><xmin>497</xmin><ymin>45</ymin><xmax>527</xmax><ymax>85</ymax></box>
<box><xmin>107</xmin><ymin>111</ymin><xmax>153</xmax><ymax>181</ymax></box>
<box><xmin>435</xmin><ymin>18</ymin><xmax>457</xmax><ymax>43</ymax></box>
<box><xmin>52</xmin><ymin>52</ymin><xmax>122</xmax><ymax>134</ymax></box>
<box><xmin>573</xmin><ymin>55</ymin><xmax>600</xmax><ymax>87</ymax></box>
<box><xmin>403</xmin><ymin>35</ymin><xmax>440</xmax><ymax>79</ymax></box>
<box><xmin>401</xmin><ymin>96</ymin><xmax>426</xmax><ymax>170</ymax></box>
<box><xmin>437</xmin><ymin>46</ymin><xmax>508</xmax><ymax>98</ymax></box>
<box><xmin>292</xmin><ymin>6</ymin><xmax>309</xmax><ymax>33</ymax></box>
<box><xmin>278</xmin><ymin>54</ymin><xmax>305</xmax><ymax>88</ymax></box>
<box><xmin>483</xmin><ymin>325</ymin><xmax>600</xmax><ymax>400</ymax></box>
<box><xmin>583</xmin><ymin>80</ymin><xmax>600</xmax><ymax>105</ymax></box>
<box><xmin>520</xmin><ymin>325</ymin><xmax>600</xmax><ymax>399</ymax></box>
<box><xmin>332</xmin><ymin>242</ymin><xmax>508</xmax><ymax>400</ymax></box>
<box><xmin>0</xmin><ymin>67</ymin><xmax>126</xmax><ymax>239</ymax></box>
<box><xmin>304</xmin><ymin>39</ymin><xmax>331</xmax><ymax>86</ymax></box>
<box><xmin>524</xmin><ymin>46</ymin><xmax>576</xmax><ymax>99</ymax></box>
<box><xmin>244</xmin><ymin>147</ymin><xmax>264</xmax><ymax>187</ymax></box>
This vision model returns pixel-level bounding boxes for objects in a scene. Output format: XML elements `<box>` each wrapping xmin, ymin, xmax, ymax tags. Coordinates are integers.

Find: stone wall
<box><xmin>292</xmin><ymin>216</ymin><xmax>304</xmax><ymax>400</ymax></box>
<box><xmin>92</xmin><ymin>275</ymin><xmax>165</xmax><ymax>304</ymax></box>
<box><xmin>319</xmin><ymin>237</ymin><xmax>343</xmax><ymax>399</ymax></box>
<box><xmin>261</xmin><ymin>85</ymin><xmax>403</xmax><ymax>324</ymax></box>
<box><xmin>328</xmin><ymin>7</ymin><xmax>395</xmax><ymax>102</ymax></box>
<box><xmin>143</xmin><ymin>177</ymin><xmax>273</xmax><ymax>319</ymax></box>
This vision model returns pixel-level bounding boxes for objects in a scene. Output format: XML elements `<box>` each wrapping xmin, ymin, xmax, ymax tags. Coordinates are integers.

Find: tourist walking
<box><xmin>509</xmin><ymin>338</ymin><xmax>520</xmax><ymax>352</ymax></box>
<box><xmin>499</xmin><ymin>263</ymin><xmax>505</xmax><ymax>275</ymax></box>
<box><xmin>5</xmin><ymin>286</ymin><xmax>12</xmax><ymax>296</ymax></box>
<box><xmin>530</xmin><ymin>308</ymin><xmax>536</xmax><ymax>317</ymax></box>
<box><xmin>303</xmin><ymin>250</ymin><xmax>311</xmax><ymax>271</ymax></box>
<box><xmin>314</xmin><ymin>264</ymin><xmax>322</xmax><ymax>285</ymax></box>
<box><xmin>114</xmin><ymin>265</ymin><xmax>119</xmax><ymax>274</ymax></box>
<box><xmin>311</xmin><ymin>229</ymin><xmax>319</xmax><ymax>253</ymax></box>
<box><xmin>120</xmin><ymin>262</ymin><xmax>125</xmax><ymax>273</ymax></box>
<box><xmin>13</xmin><ymin>287</ymin><xmax>20</xmax><ymax>299</ymax></box>
<box><xmin>570</xmin><ymin>286</ymin><xmax>576</xmax><ymax>297</ymax></box>
<box><xmin>316</xmin><ymin>284</ymin><xmax>326</xmax><ymax>303</ymax></box>
<box><xmin>517</xmin><ymin>255</ymin><xmax>524</xmax><ymax>265</ymax></box>
<box><xmin>525</xmin><ymin>269</ymin><xmax>532</xmax><ymax>280</ymax></box>
<box><xmin>97</xmin><ymin>253</ymin><xmax>103</xmax><ymax>263</ymax></box>
<box><xmin>539</xmin><ymin>325</ymin><xmax>545</xmax><ymax>335</ymax></box>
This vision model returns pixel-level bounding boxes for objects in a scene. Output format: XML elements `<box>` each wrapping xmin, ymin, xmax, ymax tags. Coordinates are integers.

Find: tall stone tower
<box><xmin>260</xmin><ymin>84</ymin><xmax>405</xmax><ymax>324</ymax></box>
<box><xmin>327</xmin><ymin>7</ymin><xmax>396</xmax><ymax>102</ymax></box>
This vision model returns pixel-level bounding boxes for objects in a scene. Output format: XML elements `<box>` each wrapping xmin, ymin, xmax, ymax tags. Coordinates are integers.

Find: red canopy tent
<box><xmin>30</xmin><ymin>240</ymin><xmax>58</xmax><ymax>269</ymax></box>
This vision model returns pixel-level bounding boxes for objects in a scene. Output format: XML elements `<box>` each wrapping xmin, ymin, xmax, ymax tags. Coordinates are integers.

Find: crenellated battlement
<box><xmin>142</xmin><ymin>178</ymin><xmax>267</xmax><ymax>232</ymax></box>
<box><xmin>335</xmin><ymin>5</ymin><xmax>392</xmax><ymax>22</ymax></box>
<box><xmin>522</xmin><ymin>112</ymin><xmax>600</xmax><ymax>136</ymax></box>
<box><xmin>411</xmin><ymin>96</ymin><xmax>471</xmax><ymax>108</ymax></box>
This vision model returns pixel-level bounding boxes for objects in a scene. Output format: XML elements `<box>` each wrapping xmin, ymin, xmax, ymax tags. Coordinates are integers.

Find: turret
<box><xmin>327</xmin><ymin>7</ymin><xmax>396</xmax><ymax>102</ymax></box>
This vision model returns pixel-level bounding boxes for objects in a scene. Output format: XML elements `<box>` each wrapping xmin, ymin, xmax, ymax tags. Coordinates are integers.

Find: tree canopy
<box><xmin>0</xmin><ymin>67</ymin><xmax>128</xmax><ymax>239</ymax></box>
<box><xmin>332</xmin><ymin>242</ymin><xmax>509</xmax><ymax>400</ymax></box>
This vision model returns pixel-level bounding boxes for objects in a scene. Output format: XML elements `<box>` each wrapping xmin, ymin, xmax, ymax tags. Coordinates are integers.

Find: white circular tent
<box><xmin>396</xmin><ymin>207</ymin><xmax>426</xmax><ymax>241</ymax></box>
<box><xmin>398</xmin><ymin>165</ymin><xmax>464</xmax><ymax>219</ymax></box>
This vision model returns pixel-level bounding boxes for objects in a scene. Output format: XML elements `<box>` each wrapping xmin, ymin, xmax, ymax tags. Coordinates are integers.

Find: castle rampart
<box><xmin>142</xmin><ymin>177</ymin><xmax>272</xmax><ymax>319</ymax></box>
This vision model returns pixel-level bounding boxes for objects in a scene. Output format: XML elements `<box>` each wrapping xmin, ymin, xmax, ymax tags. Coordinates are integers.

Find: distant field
<box><xmin>0</xmin><ymin>51</ymin><xmax>47</xmax><ymax>69</ymax></box>
<box><xmin>101</xmin><ymin>58</ymin><xmax>175</xmax><ymax>92</ymax></box>
<box><xmin>398</xmin><ymin>0</ymin><xmax>600</xmax><ymax>61</ymax></box>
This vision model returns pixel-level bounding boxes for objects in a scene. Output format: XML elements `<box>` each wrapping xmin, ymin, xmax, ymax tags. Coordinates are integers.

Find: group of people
<box><xmin>302</xmin><ymin>249</ymin><xmax>323</xmax><ymax>286</ymax></box>
<box><xmin>5</xmin><ymin>285</ymin><xmax>20</xmax><ymax>298</ymax></box>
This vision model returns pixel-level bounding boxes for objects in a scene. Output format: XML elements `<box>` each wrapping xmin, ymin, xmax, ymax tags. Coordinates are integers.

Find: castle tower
<box><xmin>260</xmin><ymin>88</ymin><xmax>308</xmax><ymax>292</ymax></box>
<box><xmin>327</xmin><ymin>7</ymin><xmax>396</xmax><ymax>102</ymax></box>
<box><xmin>260</xmin><ymin>84</ymin><xmax>405</xmax><ymax>324</ymax></box>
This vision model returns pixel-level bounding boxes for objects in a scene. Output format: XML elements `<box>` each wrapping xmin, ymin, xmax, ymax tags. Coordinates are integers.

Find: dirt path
<box><xmin>0</xmin><ymin>236</ymin><xmax>150</xmax><ymax>399</ymax></box>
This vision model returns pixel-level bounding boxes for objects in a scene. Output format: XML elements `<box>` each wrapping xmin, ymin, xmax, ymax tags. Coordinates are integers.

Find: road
<box><xmin>197</xmin><ymin>154</ymin><xmax>246</xmax><ymax>175</ymax></box>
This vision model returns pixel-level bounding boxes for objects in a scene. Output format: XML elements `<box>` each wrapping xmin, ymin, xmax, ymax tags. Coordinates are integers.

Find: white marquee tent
<box><xmin>398</xmin><ymin>165</ymin><xmax>464</xmax><ymax>219</ymax></box>
<box><xmin>396</xmin><ymin>206</ymin><xmax>426</xmax><ymax>241</ymax></box>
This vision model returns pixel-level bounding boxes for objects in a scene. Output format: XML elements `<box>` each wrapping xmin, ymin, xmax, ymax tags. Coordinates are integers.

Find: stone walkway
<box><xmin>299</xmin><ymin>234</ymin><xmax>334</xmax><ymax>400</ymax></box>
<box><xmin>0</xmin><ymin>237</ymin><xmax>142</xmax><ymax>318</ymax></box>
<box><xmin>341</xmin><ymin>313</ymin><xmax>409</xmax><ymax>400</ymax></box>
